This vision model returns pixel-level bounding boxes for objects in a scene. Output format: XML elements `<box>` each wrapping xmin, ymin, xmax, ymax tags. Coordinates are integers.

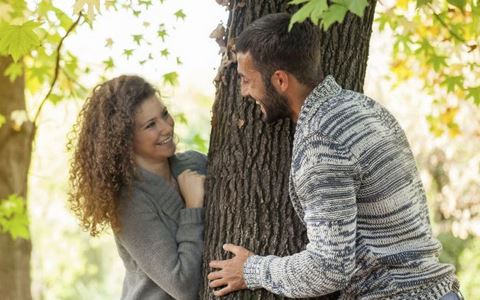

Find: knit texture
<box><xmin>115</xmin><ymin>151</ymin><xmax>207</xmax><ymax>300</ymax></box>
<box><xmin>243</xmin><ymin>76</ymin><xmax>459</xmax><ymax>299</ymax></box>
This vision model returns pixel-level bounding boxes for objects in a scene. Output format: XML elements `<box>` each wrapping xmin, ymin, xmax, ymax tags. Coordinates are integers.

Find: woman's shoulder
<box><xmin>170</xmin><ymin>150</ymin><xmax>207</xmax><ymax>178</ymax></box>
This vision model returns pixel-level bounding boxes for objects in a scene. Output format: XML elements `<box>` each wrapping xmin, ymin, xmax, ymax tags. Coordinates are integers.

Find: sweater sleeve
<box><xmin>243</xmin><ymin>135</ymin><xmax>360</xmax><ymax>298</ymax></box>
<box><xmin>117</xmin><ymin>193</ymin><xmax>204</xmax><ymax>300</ymax></box>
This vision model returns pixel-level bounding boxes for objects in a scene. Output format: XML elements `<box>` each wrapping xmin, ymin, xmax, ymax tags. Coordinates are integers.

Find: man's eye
<box><xmin>146</xmin><ymin>122</ymin><xmax>155</xmax><ymax>129</ymax></box>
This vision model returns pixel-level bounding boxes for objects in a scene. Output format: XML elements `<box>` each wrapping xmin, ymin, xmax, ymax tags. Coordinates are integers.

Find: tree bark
<box><xmin>202</xmin><ymin>1</ymin><xmax>376</xmax><ymax>299</ymax></box>
<box><xmin>0</xmin><ymin>56</ymin><xmax>34</xmax><ymax>300</ymax></box>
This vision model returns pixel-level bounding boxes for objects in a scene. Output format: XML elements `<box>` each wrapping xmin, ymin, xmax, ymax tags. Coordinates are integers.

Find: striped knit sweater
<box><xmin>243</xmin><ymin>76</ymin><xmax>459</xmax><ymax>299</ymax></box>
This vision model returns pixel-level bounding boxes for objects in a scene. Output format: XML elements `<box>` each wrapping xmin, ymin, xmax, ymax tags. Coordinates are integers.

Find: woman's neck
<box><xmin>135</xmin><ymin>156</ymin><xmax>172</xmax><ymax>181</ymax></box>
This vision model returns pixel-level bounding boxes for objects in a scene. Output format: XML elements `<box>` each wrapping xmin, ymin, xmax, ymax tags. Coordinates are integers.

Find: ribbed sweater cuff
<box><xmin>243</xmin><ymin>255</ymin><xmax>267</xmax><ymax>290</ymax></box>
<box><xmin>178</xmin><ymin>208</ymin><xmax>204</xmax><ymax>224</ymax></box>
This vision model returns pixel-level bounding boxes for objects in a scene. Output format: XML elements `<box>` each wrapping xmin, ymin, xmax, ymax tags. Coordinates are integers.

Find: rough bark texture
<box><xmin>202</xmin><ymin>1</ymin><xmax>377</xmax><ymax>299</ymax></box>
<box><xmin>0</xmin><ymin>56</ymin><xmax>34</xmax><ymax>300</ymax></box>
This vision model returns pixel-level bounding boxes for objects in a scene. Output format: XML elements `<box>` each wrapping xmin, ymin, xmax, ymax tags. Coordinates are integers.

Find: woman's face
<box><xmin>133</xmin><ymin>96</ymin><xmax>176</xmax><ymax>165</ymax></box>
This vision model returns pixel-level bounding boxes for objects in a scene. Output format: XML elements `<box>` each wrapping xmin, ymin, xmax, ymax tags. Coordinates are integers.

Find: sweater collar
<box><xmin>296</xmin><ymin>75</ymin><xmax>342</xmax><ymax>129</ymax></box>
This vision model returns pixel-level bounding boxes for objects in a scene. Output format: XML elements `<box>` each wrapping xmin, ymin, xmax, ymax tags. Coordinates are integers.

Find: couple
<box><xmin>68</xmin><ymin>13</ymin><xmax>460</xmax><ymax>300</ymax></box>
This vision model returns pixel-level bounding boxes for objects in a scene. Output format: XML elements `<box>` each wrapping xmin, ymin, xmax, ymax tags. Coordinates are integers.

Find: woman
<box><xmin>68</xmin><ymin>75</ymin><xmax>207</xmax><ymax>299</ymax></box>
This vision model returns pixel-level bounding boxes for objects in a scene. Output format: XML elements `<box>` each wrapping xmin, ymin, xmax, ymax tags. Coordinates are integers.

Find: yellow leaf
<box><xmin>73</xmin><ymin>0</ymin><xmax>100</xmax><ymax>20</ymax></box>
<box><xmin>0</xmin><ymin>3</ymin><xmax>13</xmax><ymax>22</ymax></box>
<box><xmin>397</xmin><ymin>0</ymin><xmax>409</xmax><ymax>10</ymax></box>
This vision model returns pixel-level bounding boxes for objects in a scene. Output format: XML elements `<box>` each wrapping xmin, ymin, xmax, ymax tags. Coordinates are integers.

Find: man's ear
<box><xmin>271</xmin><ymin>70</ymin><xmax>289</xmax><ymax>93</ymax></box>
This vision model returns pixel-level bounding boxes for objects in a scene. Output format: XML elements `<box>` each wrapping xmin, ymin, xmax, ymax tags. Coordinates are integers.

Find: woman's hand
<box><xmin>177</xmin><ymin>169</ymin><xmax>206</xmax><ymax>208</ymax></box>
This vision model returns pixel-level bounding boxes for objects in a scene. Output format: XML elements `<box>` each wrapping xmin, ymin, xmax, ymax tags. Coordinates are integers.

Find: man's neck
<box><xmin>288</xmin><ymin>84</ymin><xmax>316</xmax><ymax>123</ymax></box>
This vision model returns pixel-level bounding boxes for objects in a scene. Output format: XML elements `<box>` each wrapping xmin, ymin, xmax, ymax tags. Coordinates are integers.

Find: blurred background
<box><xmin>0</xmin><ymin>0</ymin><xmax>478</xmax><ymax>299</ymax></box>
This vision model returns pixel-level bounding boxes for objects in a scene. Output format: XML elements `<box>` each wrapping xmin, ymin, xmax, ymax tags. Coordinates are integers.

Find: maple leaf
<box><xmin>73</xmin><ymin>0</ymin><xmax>100</xmax><ymax>20</ymax></box>
<box><xmin>0</xmin><ymin>21</ymin><xmax>41</xmax><ymax>62</ymax></box>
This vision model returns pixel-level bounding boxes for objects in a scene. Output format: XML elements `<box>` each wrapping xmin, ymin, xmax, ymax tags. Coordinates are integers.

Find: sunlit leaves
<box><xmin>174</xmin><ymin>9</ymin><xmax>186</xmax><ymax>20</ymax></box>
<box><xmin>123</xmin><ymin>49</ymin><xmax>134</xmax><ymax>59</ymax></box>
<box><xmin>132</xmin><ymin>34</ymin><xmax>143</xmax><ymax>45</ymax></box>
<box><xmin>377</xmin><ymin>0</ymin><xmax>479</xmax><ymax>137</ymax></box>
<box><xmin>0</xmin><ymin>194</ymin><xmax>30</xmax><ymax>240</ymax></box>
<box><xmin>467</xmin><ymin>86</ymin><xmax>480</xmax><ymax>105</ymax></box>
<box><xmin>0</xmin><ymin>21</ymin><xmax>41</xmax><ymax>62</ymax></box>
<box><xmin>290</xmin><ymin>0</ymin><xmax>368</xmax><ymax>30</ymax></box>
<box><xmin>321</xmin><ymin>4</ymin><xmax>348</xmax><ymax>29</ymax></box>
<box><xmin>4</xmin><ymin>61</ymin><xmax>23</xmax><ymax>81</ymax></box>
<box><xmin>103</xmin><ymin>57</ymin><xmax>114</xmax><ymax>70</ymax></box>
<box><xmin>163</xmin><ymin>71</ymin><xmax>178</xmax><ymax>86</ymax></box>
<box><xmin>73</xmin><ymin>0</ymin><xmax>100</xmax><ymax>20</ymax></box>
<box><xmin>160</xmin><ymin>48</ymin><xmax>170</xmax><ymax>58</ymax></box>
<box><xmin>447</xmin><ymin>0</ymin><xmax>467</xmax><ymax>11</ymax></box>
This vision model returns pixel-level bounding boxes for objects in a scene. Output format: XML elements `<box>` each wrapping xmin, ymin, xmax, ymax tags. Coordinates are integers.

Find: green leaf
<box><xmin>447</xmin><ymin>0</ymin><xmax>466</xmax><ymax>11</ymax></box>
<box><xmin>416</xmin><ymin>0</ymin><xmax>432</xmax><ymax>8</ymax></box>
<box><xmin>4</xmin><ymin>61</ymin><xmax>23</xmax><ymax>81</ymax></box>
<box><xmin>48</xmin><ymin>93</ymin><xmax>63</xmax><ymax>105</ymax></box>
<box><xmin>442</xmin><ymin>75</ymin><xmax>463</xmax><ymax>93</ymax></box>
<box><xmin>132</xmin><ymin>34</ymin><xmax>143</xmax><ymax>45</ymax></box>
<box><xmin>0</xmin><ymin>194</ymin><xmax>29</xmax><ymax>240</ymax></box>
<box><xmin>174</xmin><ymin>112</ymin><xmax>188</xmax><ymax>124</ymax></box>
<box><xmin>288</xmin><ymin>0</ymin><xmax>310</xmax><ymax>4</ymax></box>
<box><xmin>157</xmin><ymin>29</ymin><xmax>167</xmax><ymax>41</ymax></box>
<box><xmin>103</xmin><ymin>57</ymin><xmax>114</xmax><ymax>70</ymax></box>
<box><xmin>123</xmin><ymin>49</ymin><xmax>134</xmax><ymax>59</ymax></box>
<box><xmin>467</xmin><ymin>86</ymin><xmax>480</xmax><ymax>105</ymax></box>
<box><xmin>322</xmin><ymin>4</ymin><xmax>348</xmax><ymax>30</ymax></box>
<box><xmin>163</xmin><ymin>71</ymin><xmax>178</xmax><ymax>86</ymax></box>
<box><xmin>0</xmin><ymin>114</ymin><xmax>6</xmax><ymax>128</ymax></box>
<box><xmin>176</xmin><ymin>57</ymin><xmax>182</xmax><ymax>65</ymax></box>
<box><xmin>174</xmin><ymin>9</ymin><xmax>186</xmax><ymax>20</ymax></box>
<box><xmin>160</xmin><ymin>48</ymin><xmax>169</xmax><ymax>58</ymax></box>
<box><xmin>342</xmin><ymin>0</ymin><xmax>368</xmax><ymax>17</ymax></box>
<box><xmin>289</xmin><ymin>0</ymin><xmax>328</xmax><ymax>29</ymax></box>
<box><xmin>0</xmin><ymin>21</ymin><xmax>41</xmax><ymax>62</ymax></box>
<box><xmin>138</xmin><ymin>0</ymin><xmax>152</xmax><ymax>9</ymax></box>
<box><xmin>427</xmin><ymin>55</ymin><xmax>448</xmax><ymax>72</ymax></box>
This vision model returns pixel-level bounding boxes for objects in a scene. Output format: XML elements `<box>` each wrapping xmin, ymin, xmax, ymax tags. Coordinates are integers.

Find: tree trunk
<box><xmin>202</xmin><ymin>1</ymin><xmax>376</xmax><ymax>299</ymax></box>
<box><xmin>0</xmin><ymin>56</ymin><xmax>34</xmax><ymax>300</ymax></box>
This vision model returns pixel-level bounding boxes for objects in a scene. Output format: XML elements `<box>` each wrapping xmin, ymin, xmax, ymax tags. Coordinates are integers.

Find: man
<box><xmin>207</xmin><ymin>13</ymin><xmax>461</xmax><ymax>300</ymax></box>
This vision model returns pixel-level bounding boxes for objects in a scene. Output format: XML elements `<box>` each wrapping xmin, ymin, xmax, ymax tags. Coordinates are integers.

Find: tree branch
<box><xmin>33</xmin><ymin>13</ymin><xmax>83</xmax><ymax>125</ymax></box>
<box><xmin>428</xmin><ymin>4</ymin><xmax>467</xmax><ymax>45</ymax></box>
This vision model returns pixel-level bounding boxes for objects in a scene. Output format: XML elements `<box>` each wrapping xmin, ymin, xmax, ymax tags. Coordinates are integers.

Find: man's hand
<box><xmin>208</xmin><ymin>244</ymin><xmax>254</xmax><ymax>297</ymax></box>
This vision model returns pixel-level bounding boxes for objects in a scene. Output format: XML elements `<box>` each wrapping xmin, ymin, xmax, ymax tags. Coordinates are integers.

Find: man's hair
<box><xmin>236</xmin><ymin>12</ymin><xmax>322</xmax><ymax>87</ymax></box>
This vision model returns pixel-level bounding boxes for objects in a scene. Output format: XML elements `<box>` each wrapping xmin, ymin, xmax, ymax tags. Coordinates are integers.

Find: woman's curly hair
<box><xmin>68</xmin><ymin>75</ymin><xmax>157</xmax><ymax>236</ymax></box>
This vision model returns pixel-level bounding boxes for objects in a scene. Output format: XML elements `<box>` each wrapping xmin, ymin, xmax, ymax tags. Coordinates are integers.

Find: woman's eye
<box><xmin>162</xmin><ymin>109</ymin><xmax>169</xmax><ymax>118</ymax></box>
<box><xmin>146</xmin><ymin>122</ymin><xmax>155</xmax><ymax>129</ymax></box>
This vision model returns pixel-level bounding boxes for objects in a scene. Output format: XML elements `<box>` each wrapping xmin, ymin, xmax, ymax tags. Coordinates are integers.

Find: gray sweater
<box><xmin>114</xmin><ymin>151</ymin><xmax>207</xmax><ymax>300</ymax></box>
<box><xmin>243</xmin><ymin>76</ymin><xmax>459</xmax><ymax>299</ymax></box>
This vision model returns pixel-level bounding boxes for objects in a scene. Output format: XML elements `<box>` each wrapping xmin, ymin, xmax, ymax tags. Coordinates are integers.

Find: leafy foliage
<box><xmin>375</xmin><ymin>0</ymin><xmax>479</xmax><ymax>137</ymax></box>
<box><xmin>289</xmin><ymin>0</ymin><xmax>369</xmax><ymax>30</ymax></box>
<box><xmin>0</xmin><ymin>194</ymin><xmax>29</xmax><ymax>240</ymax></box>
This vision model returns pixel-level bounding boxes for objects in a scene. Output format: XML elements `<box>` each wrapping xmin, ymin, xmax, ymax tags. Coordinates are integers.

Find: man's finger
<box><xmin>223</xmin><ymin>243</ymin><xmax>243</xmax><ymax>255</ymax></box>
<box><xmin>207</xmin><ymin>271</ymin><xmax>223</xmax><ymax>280</ymax></box>
<box><xmin>209</xmin><ymin>278</ymin><xmax>227</xmax><ymax>288</ymax></box>
<box><xmin>209</xmin><ymin>259</ymin><xmax>226</xmax><ymax>269</ymax></box>
<box><xmin>213</xmin><ymin>284</ymin><xmax>234</xmax><ymax>297</ymax></box>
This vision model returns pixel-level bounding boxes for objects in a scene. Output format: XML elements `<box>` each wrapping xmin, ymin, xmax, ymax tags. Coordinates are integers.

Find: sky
<box><xmin>63</xmin><ymin>0</ymin><xmax>228</xmax><ymax>95</ymax></box>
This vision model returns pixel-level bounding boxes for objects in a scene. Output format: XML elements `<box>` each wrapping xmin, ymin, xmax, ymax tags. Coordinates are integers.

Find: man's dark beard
<box><xmin>261</xmin><ymin>78</ymin><xmax>290</xmax><ymax>123</ymax></box>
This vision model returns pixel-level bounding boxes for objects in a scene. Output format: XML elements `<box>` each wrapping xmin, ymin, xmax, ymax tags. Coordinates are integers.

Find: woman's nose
<box><xmin>157</xmin><ymin>117</ymin><xmax>173</xmax><ymax>134</ymax></box>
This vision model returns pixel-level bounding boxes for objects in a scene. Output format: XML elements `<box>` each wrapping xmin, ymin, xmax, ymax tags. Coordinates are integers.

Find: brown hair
<box><xmin>68</xmin><ymin>75</ymin><xmax>156</xmax><ymax>236</ymax></box>
<box><xmin>236</xmin><ymin>13</ymin><xmax>322</xmax><ymax>88</ymax></box>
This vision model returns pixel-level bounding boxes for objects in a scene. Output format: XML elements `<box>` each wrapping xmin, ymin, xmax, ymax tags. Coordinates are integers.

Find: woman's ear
<box><xmin>271</xmin><ymin>70</ymin><xmax>289</xmax><ymax>93</ymax></box>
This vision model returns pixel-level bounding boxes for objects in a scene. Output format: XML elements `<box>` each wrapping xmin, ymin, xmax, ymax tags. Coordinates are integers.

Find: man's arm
<box><xmin>209</xmin><ymin>136</ymin><xmax>360</xmax><ymax>297</ymax></box>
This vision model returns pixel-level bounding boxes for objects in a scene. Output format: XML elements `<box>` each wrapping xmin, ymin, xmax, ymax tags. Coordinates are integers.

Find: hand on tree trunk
<box><xmin>208</xmin><ymin>244</ymin><xmax>254</xmax><ymax>296</ymax></box>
